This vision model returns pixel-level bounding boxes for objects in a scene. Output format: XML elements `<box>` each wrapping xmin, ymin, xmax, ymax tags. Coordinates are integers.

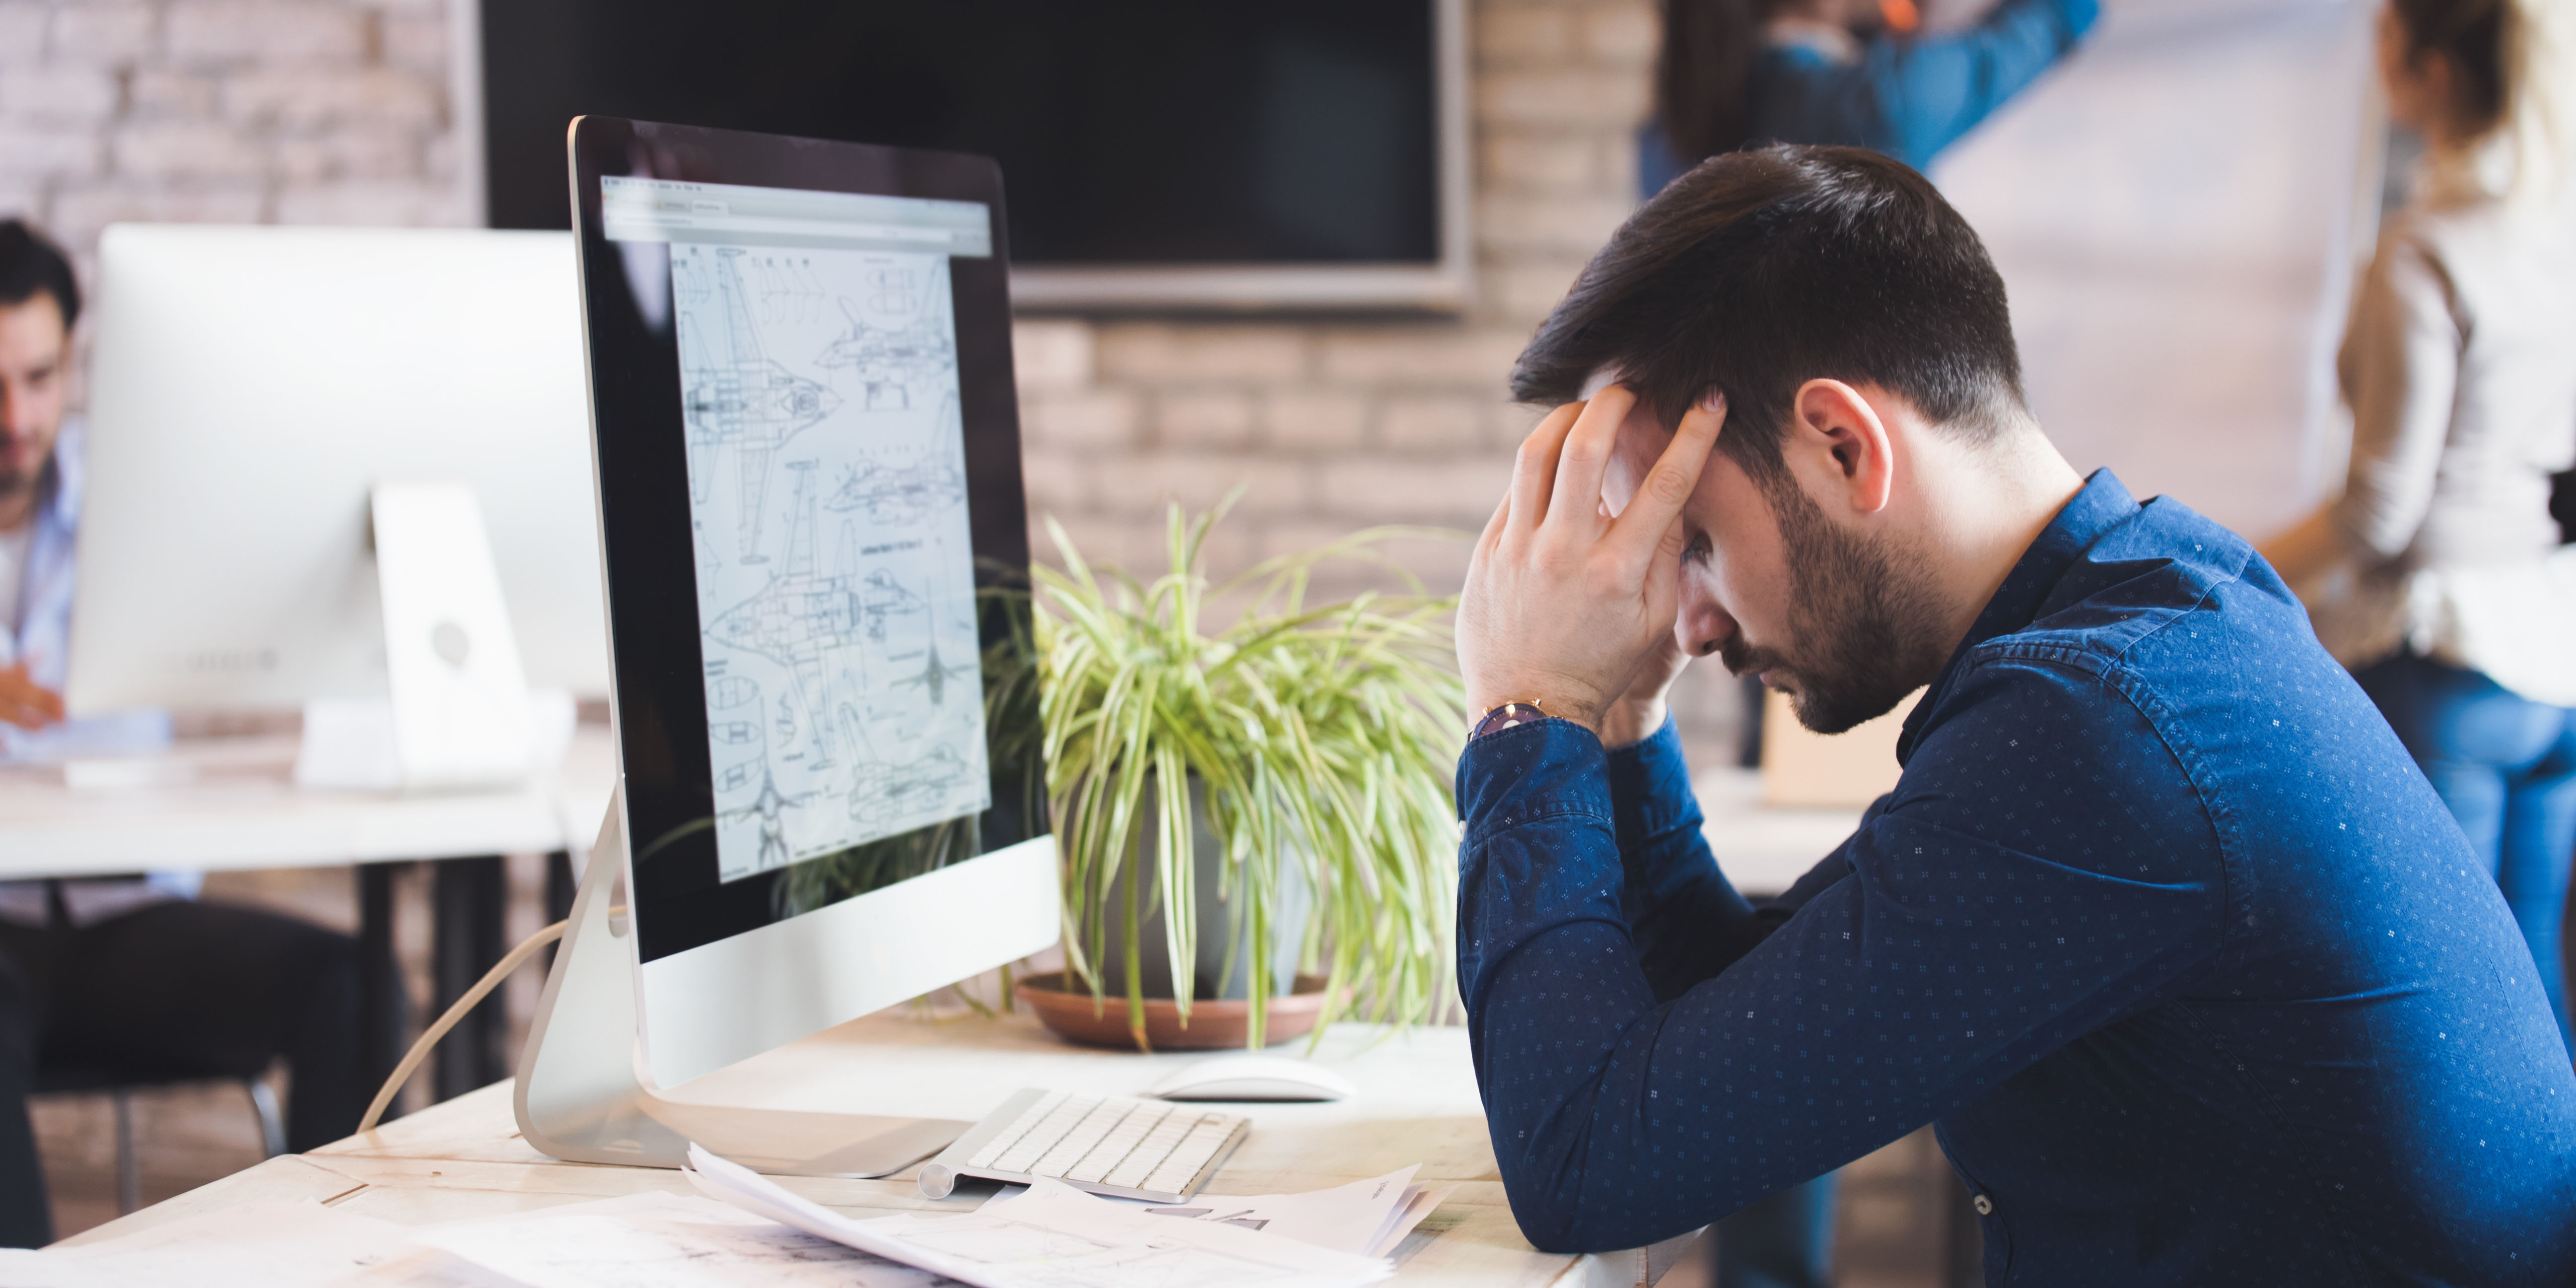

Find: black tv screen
<box><xmin>481</xmin><ymin>1</ymin><xmax>1443</xmax><ymax>273</ymax></box>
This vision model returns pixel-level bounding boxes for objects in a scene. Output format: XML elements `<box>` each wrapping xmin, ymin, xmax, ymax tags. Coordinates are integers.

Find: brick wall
<box><xmin>0</xmin><ymin>0</ymin><xmax>465</xmax><ymax>284</ymax></box>
<box><xmin>0</xmin><ymin>0</ymin><xmax>1748</xmax><ymax>751</ymax></box>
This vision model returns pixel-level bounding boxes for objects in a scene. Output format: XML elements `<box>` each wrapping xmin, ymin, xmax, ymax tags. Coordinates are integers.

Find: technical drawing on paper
<box><xmin>675</xmin><ymin>243</ymin><xmax>990</xmax><ymax>883</ymax></box>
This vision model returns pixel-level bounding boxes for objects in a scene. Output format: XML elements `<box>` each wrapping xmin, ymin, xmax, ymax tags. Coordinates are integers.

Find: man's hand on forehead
<box><xmin>1456</xmin><ymin>384</ymin><xmax>1726</xmax><ymax>736</ymax></box>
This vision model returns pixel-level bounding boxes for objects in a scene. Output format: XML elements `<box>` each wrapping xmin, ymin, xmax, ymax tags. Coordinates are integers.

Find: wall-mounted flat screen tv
<box><xmin>477</xmin><ymin>0</ymin><xmax>1469</xmax><ymax>312</ymax></box>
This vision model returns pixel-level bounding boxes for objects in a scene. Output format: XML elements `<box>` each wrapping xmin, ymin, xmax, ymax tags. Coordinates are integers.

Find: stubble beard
<box><xmin>1721</xmin><ymin>474</ymin><xmax>1948</xmax><ymax>736</ymax></box>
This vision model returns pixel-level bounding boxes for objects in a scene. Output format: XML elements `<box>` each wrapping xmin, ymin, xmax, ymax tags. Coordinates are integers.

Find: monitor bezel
<box><xmin>567</xmin><ymin>115</ymin><xmax>1044</xmax><ymax>966</ymax></box>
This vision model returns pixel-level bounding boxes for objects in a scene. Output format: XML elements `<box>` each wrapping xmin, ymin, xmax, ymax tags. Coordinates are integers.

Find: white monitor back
<box><xmin>68</xmin><ymin>224</ymin><xmax>610</xmax><ymax>714</ymax></box>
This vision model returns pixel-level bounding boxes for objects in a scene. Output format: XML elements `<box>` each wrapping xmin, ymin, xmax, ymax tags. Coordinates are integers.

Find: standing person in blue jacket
<box><xmin>1454</xmin><ymin>144</ymin><xmax>2576</xmax><ymax>1283</ymax></box>
<box><xmin>1643</xmin><ymin>0</ymin><xmax>2101</xmax><ymax>198</ymax></box>
<box><xmin>1641</xmin><ymin>5</ymin><xmax>2097</xmax><ymax>1283</ymax></box>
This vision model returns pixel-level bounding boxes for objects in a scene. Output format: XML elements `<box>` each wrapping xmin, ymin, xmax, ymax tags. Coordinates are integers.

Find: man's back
<box><xmin>1906</xmin><ymin>475</ymin><xmax>2576</xmax><ymax>1283</ymax></box>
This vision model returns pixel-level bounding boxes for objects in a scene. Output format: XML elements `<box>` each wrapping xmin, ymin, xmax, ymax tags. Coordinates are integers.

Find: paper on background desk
<box><xmin>685</xmin><ymin>1143</ymin><xmax>1395</xmax><ymax>1288</ymax></box>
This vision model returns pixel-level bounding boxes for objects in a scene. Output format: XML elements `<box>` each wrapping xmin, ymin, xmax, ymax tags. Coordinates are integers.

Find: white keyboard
<box><xmin>915</xmin><ymin>1087</ymin><xmax>1249</xmax><ymax>1202</ymax></box>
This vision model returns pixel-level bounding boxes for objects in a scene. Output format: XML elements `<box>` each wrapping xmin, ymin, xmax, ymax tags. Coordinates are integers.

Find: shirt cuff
<box><xmin>1604</xmin><ymin>713</ymin><xmax>1702</xmax><ymax>852</ymax></box>
<box><xmin>1456</xmin><ymin>717</ymin><xmax>1613</xmax><ymax>838</ymax></box>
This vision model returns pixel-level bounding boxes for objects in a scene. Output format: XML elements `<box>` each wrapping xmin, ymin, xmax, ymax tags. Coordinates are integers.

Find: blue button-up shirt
<box><xmin>1456</xmin><ymin>471</ymin><xmax>2576</xmax><ymax>1282</ymax></box>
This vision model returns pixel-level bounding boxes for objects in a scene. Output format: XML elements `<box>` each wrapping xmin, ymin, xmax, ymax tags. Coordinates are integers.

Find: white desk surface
<box><xmin>62</xmin><ymin>1007</ymin><xmax>1701</xmax><ymax>1286</ymax></box>
<box><xmin>0</xmin><ymin>726</ymin><xmax>617</xmax><ymax>878</ymax></box>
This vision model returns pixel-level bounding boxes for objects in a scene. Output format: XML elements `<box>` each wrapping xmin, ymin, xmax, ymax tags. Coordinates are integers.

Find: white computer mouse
<box><xmin>1146</xmin><ymin>1055</ymin><xmax>1357</xmax><ymax>1102</ymax></box>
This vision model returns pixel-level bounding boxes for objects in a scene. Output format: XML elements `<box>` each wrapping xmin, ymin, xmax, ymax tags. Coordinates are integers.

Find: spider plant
<box><xmin>1036</xmin><ymin>500</ymin><xmax>1465</xmax><ymax>1049</ymax></box>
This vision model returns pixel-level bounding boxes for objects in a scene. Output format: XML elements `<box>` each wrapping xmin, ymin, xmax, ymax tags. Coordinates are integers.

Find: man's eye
<box><xmin>1683</xmin><ymin>532</ymin><xmax>1712</xmax><ymax>565</ymax></box>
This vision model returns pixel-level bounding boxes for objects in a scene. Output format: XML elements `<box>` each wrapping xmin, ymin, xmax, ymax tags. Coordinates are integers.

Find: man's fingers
<box><xmin>1611</xmin><ymin>394</ymin><xmax>1726</xmax><ymax>560</ymax></box>
<box><xmin>1473</xmin><ymin>488</ymin><xmax>1510</xmax><ymax>560</ymax></box>
<box><xmin>1546</xmin><ymin>385</ymin><xmax>1634</xmax><ymax>534</ymax></box>
<box><xmin>1506</xmin><ymin>402</ymin><xmax>1583</xmax><ymax>533</ymax></box>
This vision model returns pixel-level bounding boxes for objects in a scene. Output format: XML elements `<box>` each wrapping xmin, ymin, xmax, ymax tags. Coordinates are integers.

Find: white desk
<box><xmin>0</xmin><ymin>726</ymin><xmax>617</xmax><ymax>878</ymax></box>
<box><xmin>0</xmin><ymin>726</ymin><xmax>619</xmax><ymax>1094</ymax></box>
<box><xmin>60</xmin><ymin>1008</ymin><xmax>1703</xmax><ymax>1286</ymax></box>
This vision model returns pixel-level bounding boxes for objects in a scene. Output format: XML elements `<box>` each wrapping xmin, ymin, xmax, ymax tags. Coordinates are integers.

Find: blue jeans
<box><xmin>2355</xmin><ymin>654</ymin><xmax>2576</xmax><ymax>1057</ymax></box>
<box><xmin>1714</xmin><ymin>1171</ymin><xmax>1837</xmax><ymax>1288</ymax></box>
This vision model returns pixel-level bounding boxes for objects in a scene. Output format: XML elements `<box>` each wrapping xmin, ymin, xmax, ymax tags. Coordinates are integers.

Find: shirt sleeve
<box><xmin>1601</xmin><ymin>716</ymin><xmax>1770</xmax><ymax>999</ymax></box>
<box><xmin>1455</xmin><ymin>656</ymin><xmax>2225</xmax><ymax>1254</ymax></box>
<box><xmin>2331</xmin><ymin>230</ymin><xmax>2464</xmax><ymax>562</ymax></box>
<box><xmin>1844</xmin><ymin>0</ymin><xmax>2102</xmax><ymax>169</ymax></box>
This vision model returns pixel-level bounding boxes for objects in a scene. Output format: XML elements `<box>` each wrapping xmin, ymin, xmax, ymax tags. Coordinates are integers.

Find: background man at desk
<box><xmin>0</xmin><ymin>219</ymin><xmax>366</xmax><ymax>1247</ymax></box>
<box><xmin>1450</xmin><ymin>148</ymin><xmax>2576</xmax><ymax>1280</ymax></box>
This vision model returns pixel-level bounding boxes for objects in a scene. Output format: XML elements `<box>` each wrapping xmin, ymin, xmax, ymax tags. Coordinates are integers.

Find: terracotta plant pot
<box><xmin>1015</xmin><ymin>970</ymin><xmax>1330</xmax><ymax>1051</ymax></box>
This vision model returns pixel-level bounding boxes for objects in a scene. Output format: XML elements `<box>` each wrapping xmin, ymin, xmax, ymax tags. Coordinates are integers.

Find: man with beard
<box><xmin>1452</xmin><ymin>147</ymin><xmax>2576</xmax><ymax>1282</ymax></box>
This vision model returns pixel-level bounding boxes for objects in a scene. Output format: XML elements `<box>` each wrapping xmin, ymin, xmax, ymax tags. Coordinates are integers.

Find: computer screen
<box><xmin>572</xmin><ymin>121</ymin><xmax>1048</xmax><ymax>998</ymax></box>
<box><xmin>606</xmin><ymin>177</ymin><xmax>996</xmax><ymax>884</ymax></box>
<box><xmin>70</xmin><ymin>226</ymin><xmax>610</xmax><ymax>716</ymax></box>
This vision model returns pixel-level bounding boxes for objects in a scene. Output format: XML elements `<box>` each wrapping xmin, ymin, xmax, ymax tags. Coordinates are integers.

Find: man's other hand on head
<box><xmin>1457</xmin><ymin>386</ymin><xmax>1725</xmax><ymax>738</ymax></box>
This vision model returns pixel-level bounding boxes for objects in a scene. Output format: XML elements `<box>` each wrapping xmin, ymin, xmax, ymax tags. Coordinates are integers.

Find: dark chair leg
<box><xmin>246</xmin><ymin>1079</ymin><xmax>285</xmax><ymax>1158</ymax></box>
<box><xmin>430</xmin><ymin>856</ymin><xmax>510</xmax><ymax>1100</ymax></box>
<box><xmin>355</xmin><ymin>863</ymin><xmax>410</xmax><ymax>1104</ymax></box>
<box><xmin>111</xmin><ymin>1091</ymin><xmax>137</xmax><ymax>1216</ymax></box>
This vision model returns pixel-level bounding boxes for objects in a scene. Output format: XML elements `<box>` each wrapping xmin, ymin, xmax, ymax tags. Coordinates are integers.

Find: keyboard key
<box><xmin>1029</xmin><ymin>1099</ymin><xmax>1143</xmax><ymax>1179</ymax></box>
<box><xmin>1067</xmin><ymin>1101</ymin><xmax>1170</xmax><ymax>1184</ymax></box>
<box><xmin>965</xmin><ymin>1089</ymin><xmax>1065</xmax><ymax>1169</ymax></box>
<box><xmin>1143</xmin><ymin>1113</ymin><xmax>1241</xmax><ymax>1194</ymax></box>
<box><xmin>992</xmin><ymin>1094</ymin><xmax>1098</xmax><ymax>1174</ymax></box>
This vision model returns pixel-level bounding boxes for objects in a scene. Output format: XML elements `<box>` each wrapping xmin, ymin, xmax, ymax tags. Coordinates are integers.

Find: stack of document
<box><xmin>0</xmin><ymin>1143</ymin><xmax>1448</xmax><ymax>1288</ymax></box>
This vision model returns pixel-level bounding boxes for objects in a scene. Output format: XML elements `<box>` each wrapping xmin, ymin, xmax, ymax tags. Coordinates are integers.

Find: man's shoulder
<box><xmin>1974</xmin><ymin>494</ymin><xmax>2304</xmax><ymax>677</ymax></box>
<box><xmin>1899</xmin><ymin>496</ymin><xmax>2311</xmax><ymax>828</ymax></box>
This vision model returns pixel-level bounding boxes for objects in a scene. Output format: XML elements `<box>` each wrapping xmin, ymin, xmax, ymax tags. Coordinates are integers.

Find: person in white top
<box><xmin>0</xmin><ymin>219</ymin><xmax>366</xmax><ymax>1246</ymax></box>
<box><xmin>2262</xmin><ymin>0</ymin><xmax>2576</xmax><ymax>1059</ymax></box>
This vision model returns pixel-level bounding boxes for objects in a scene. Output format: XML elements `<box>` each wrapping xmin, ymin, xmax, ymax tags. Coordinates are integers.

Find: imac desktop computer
<box><xmin>70</xmin><ymin>224</ymin><xmax>611</xmax><ymax>788</ymax></box>
<box><xmin>510</xmin><ymin>115</ymin><xmax>1115</xmax><ymax>1185</ymax></box>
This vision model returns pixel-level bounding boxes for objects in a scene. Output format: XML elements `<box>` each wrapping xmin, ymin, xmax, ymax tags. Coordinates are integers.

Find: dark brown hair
<box><xmin>2391</xmin><ymin>0</ymin><xmax>2508</xmax><ymax>136</ymax></box>
<box><xmin>1509</xmin><ymin>145</ymin><xmax>2025</xmax><ymax>482</ymax></box>
<box><xmin>1655</xmin><ymin>0</ymin><xmax>1794</xmax><ymax>166</ymax></box>
<box><xmin>0</xmin><ymin>220</ymin><xmax>80</xmax><ymax>331</ymax></box>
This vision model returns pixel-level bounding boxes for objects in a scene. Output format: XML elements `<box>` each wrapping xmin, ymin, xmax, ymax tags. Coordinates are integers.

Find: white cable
<box><xmin>356</xmin><ymin>909</ymin><xmax>617</xmax><ymax>1135</ymax></box>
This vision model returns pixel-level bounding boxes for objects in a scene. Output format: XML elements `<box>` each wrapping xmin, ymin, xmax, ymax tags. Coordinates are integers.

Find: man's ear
<box><xmin>1785</xmin><ymin>379</ymin><xmax>1895</xmax><ymax>516</ymax></box>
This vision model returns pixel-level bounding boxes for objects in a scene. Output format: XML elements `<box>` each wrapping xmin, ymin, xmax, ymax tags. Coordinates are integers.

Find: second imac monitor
<box><xmin>567</xmin><ymin>116</ymin><xmax>1055</xmax><ymax>1093</ymax></box>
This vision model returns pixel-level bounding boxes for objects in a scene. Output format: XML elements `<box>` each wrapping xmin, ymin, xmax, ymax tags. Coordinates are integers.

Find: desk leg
<box><xmin>355</xmin><ymin>863</ymin><xmax>410</xmax><ymax>1102</ymax></box>
<box><xmin>430</xmin><ymin>855</ymin><xmax>509</xmax><ymax>1101</ymax></box>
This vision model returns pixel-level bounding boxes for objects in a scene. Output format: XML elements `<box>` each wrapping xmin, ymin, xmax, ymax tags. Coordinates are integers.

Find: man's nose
<box><xmin>1673</xmin><ymin>581</ymin><xmax>1735</xmax><ymax>659</ymax></box>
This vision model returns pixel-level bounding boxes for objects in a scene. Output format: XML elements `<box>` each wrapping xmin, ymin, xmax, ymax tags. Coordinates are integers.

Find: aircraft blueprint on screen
<box><xmin>671</xmin><ymin>242</ymin><xmax>989</xmax><ymax>883</ymax></box>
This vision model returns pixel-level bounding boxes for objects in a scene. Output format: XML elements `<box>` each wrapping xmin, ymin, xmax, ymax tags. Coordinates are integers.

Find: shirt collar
<box><xmin>1896</xmin><ymin>469</ymin><xmax>2137</xmax><ymax>761</ymax></box>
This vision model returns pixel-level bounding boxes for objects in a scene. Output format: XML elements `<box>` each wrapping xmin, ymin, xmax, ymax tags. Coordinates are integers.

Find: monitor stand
<box><xmin>295</xmin><ymin>482</ymin><xmax>537</xmax><ymax>793</ymax></box>
<box><xmin>512</xmin><ymin>788</ymin><xmax>971</xmax><ymax>1176</ymax></box>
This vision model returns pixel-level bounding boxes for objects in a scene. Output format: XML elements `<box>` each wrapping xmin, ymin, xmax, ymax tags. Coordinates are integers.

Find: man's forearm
<box><xmin>1604</xmin><ymin>717</ymin><xmax>1765</xmax><ymax>996</ymax></box>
